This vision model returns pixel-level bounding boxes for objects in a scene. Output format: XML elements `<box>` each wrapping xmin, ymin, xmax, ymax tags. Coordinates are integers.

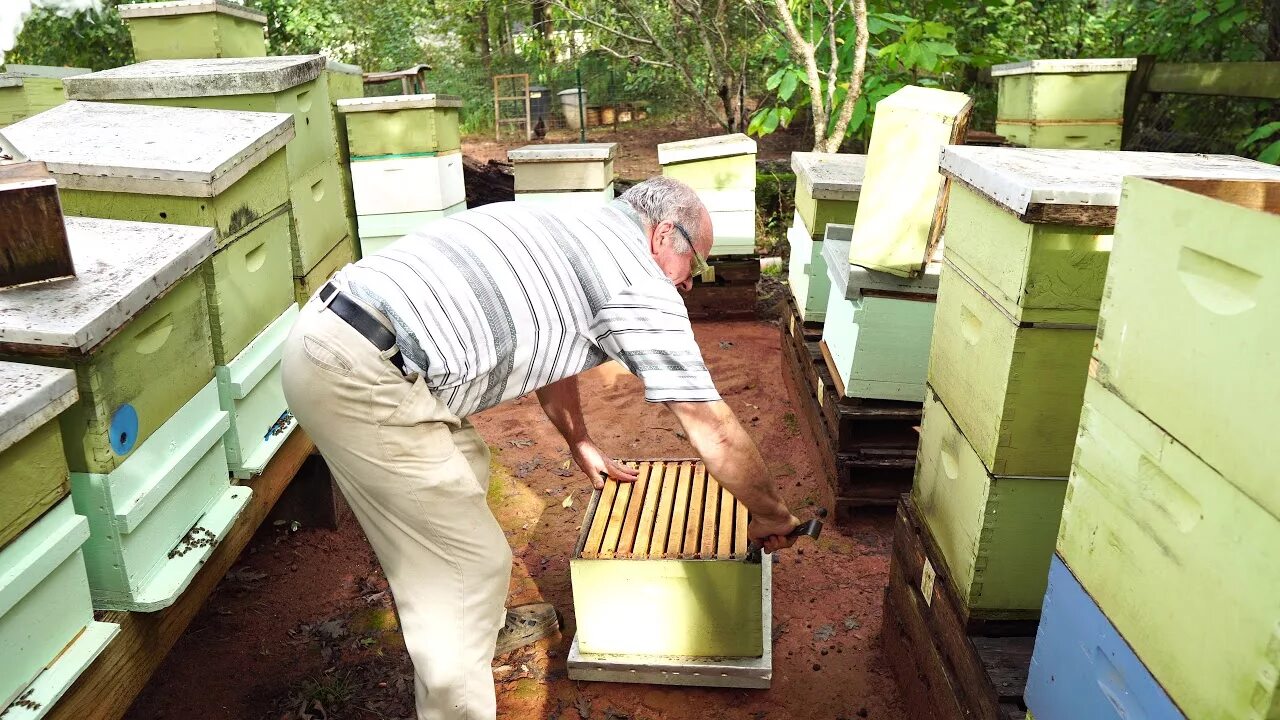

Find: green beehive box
<box><xmin>5</xmin><ymin>101</ymin><xmax>297</xmax><ymax>364</ymax></box>
<box><xmin>324</xmin><ymin>60</ymin><xmax>364</xmax><ymax>247</ymax></box>
<box><xmin>791</xmin><ymin>151</ymin><xmax>865</xmax><ymax>239</ymax></box>
<box><xmin>847</xmin><ymin>86</ymin><xmax>972</xmax><ymax>278</ymax></box>
<box><xmin>928</xmin><ymin>261</ymin><xmax>1094</xmax><ymax>477</ymax></box>
<box><xmin>336</xmin><ymin>93</ymin><xmax>463</xmax><ymax>159</ymax></box>
<box><xmin>0</xmin><ymin>363</ymin><xmax>77</xmax><ymax>551</ymax></box>
<box><xmin>118</xmin><ymin>0</ymin><xmax>267</xmax><ymax>62</ymax></box>
<box><xmin>571</xmin><ymin>462</ymin><xmax>765</xmax><ymax>659</ymax></box>
<box><xmin>216</xmin><ymin>305</ymin><xmax>297</xmax><ymax>479</ymax></box>
<box><xmin>912</xmin><ymin>386</ymin><xmax>1066</xmax><ymax>617</ymax></box>
<box><xmin>296</xmin><ymin>235</ymin><xmax>355</xmax><ymax>304</ymax></box>
<box><xmin>287</xmin><ymin>157</ymin><xmax>351</xmax><ymax>275</ymax></box>
<box><xmin>65</xmin><ymin>56</ymin><xmax>333</xmax><ymax>182</ymax></box>
<box><xmin>993</xmin><ymin>58</ymin><xmax>1135</xmax><ymax>150</ymax></box>
<box><xmin>0</xmin><ymin>65</ymin><xmax>87</xmax><ymax>127</ymax></box>
<box><xmin>1096</xmin><ymin>176</ymin><xmax>1280</xmax><ymax>519</ymax></box>
<box><xmin>0</xmin><ymin>499</ymin><xmax>119</xmax><ymax>716</ymax></box>
<box><xmin>658</xmin><ymin>134</ymin><xmax>757</xmax><ymax>191</ymax></box>
<box><xmin>1058</xmin><ymin>378</ymin><xmax>1280</xmax><ymax>720</ymax></box>
<box><xmin>509</xmin><ymin>143</ymin><xmax>616</xmax><ymax>192</ymax></box>
<box><xmin>0</xmin><ymin>217</ymin><xmax>215</xmax><ymax>475</ymax></box>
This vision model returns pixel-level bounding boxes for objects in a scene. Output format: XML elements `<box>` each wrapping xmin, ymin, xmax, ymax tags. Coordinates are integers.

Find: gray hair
<box><xmin>619</xmin><ymin>176</ymin><xmax>705</xmax><ymax>253</ymax></box>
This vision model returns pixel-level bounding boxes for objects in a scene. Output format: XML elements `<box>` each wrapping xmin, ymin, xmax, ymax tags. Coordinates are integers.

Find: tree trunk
<box><xmin>478</xmin><ymin>9</ymin><xmax>493</xmax><ymax>75</ymax></box>
<box><xmin>532</xmin><ymin>0</ymin><xmax>553</xmax><ymax>40</ymax></box>
<box><xmin>1267</xmin><ymin>0</ymin><xmax>1280</xmax><ymax>61</ymax></box>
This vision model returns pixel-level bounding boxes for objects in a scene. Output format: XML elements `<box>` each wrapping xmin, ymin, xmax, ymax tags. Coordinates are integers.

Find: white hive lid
<box><xmin>657</xmin><ymin>133</ymin><xmax>757</xmax><ymax>165</ymax></box>
<box><xmin>117</xmin><ymin>0</ymin><xmax>267</xmax><ymax>22</ymax></box>
<box><xmin>0</xmin><ymin>217</ymin><xmax>216</xmax><ymax>353</ymax></box>
<box><xmin>64</xmin><ymin>55</ymin><xmax>326</xmax><ymax>100</ymax></box>
<box><xmin>507</xmin><ymin>143</ymin><xmax>616</xmax><ymax>163</ymax></box>
<box><xmin>940</xmin><ymin>146</ymin><xmax>1280</xmax><ymax>224</ymax></box>
<box><xmin>337</xmin><ymin>93</ymin><xmax>463</xmax><ymax>113</ymax></box>
<box><xmin>0</xmin><ymin>362</ymin><xmax>77</xmax><ymax>454</ymax></box>
<box><xmin>4</xmin><ymin>101</ymin><xmax>294</xmax><ymax>197</ymax></box>
<box><xmin>791</xmin><ymin>152</ymin><xmax>867</xmax><ymax>201</ymax></box>
<box><xmin>991</xmin><ymin>58</ymin><xmax>1138</xmax><ymax>77</ymax></box>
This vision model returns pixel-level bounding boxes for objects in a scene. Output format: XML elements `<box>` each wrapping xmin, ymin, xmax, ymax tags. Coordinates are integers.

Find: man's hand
<box><xmin>570</xmin><ymin>440</ymin><xmax>640</xmax><ymax>489</ymax></box>
<box><xmin>748</xmin><ymin>510</ymin><xmax>802</xmax><ymax>554</ymax></box>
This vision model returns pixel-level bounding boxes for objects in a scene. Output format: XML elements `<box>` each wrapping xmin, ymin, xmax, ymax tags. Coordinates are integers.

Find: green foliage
<box><xmin>253</xmin><ymin>0</ymin><xmax>435</xmax><ymax>72</ymax></box>
<box><xmin>1240</xmin><ymin>121</ymin><xmax>1280</xmax><ymax>164</ymax></box>
<box><xmin>6</xmin><ymin>1</ymin><xmax>134</xmax><ymax>71</ymax></box>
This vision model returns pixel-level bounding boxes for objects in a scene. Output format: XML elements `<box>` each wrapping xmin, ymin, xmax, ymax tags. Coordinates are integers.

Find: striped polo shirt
<box><xmin>339</xmin><ymin>199</ymin><xmax>721</xmax><ymax>418</ymax></box>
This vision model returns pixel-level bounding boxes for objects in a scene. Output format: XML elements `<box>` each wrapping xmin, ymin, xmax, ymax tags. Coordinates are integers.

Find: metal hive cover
<box><xmin>64</xmin><ymin>55</ymin><xmax>326</xmax><ymax>100</ymax></box>
<box><xmin>791</xmin><ymin>151</ymin><xmax>868</xmax><ymax>201</ymax></box>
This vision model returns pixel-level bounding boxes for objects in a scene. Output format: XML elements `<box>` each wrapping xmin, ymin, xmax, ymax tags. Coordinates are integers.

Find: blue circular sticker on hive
<box><xmin>110</xmin><ymin>404</ymin><xmax>139</xmax><ymax>456</ymax></box>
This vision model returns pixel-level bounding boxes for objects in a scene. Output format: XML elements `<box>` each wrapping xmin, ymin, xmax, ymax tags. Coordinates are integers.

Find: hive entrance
<box><xmin>577</xmin><ymin>460</ymin><xmax>751</xmax><ymax>560</ymax></box>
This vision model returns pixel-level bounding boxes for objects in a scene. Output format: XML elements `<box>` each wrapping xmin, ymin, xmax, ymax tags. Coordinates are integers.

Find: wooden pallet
<box><xmin>881</xmin><ymin>495</ymin><xmax>1035</xmax><ymax>720</ymax></box>
<box><xmin>685</xmin><ymin>255</ymin><xmax>759</xmax><ymax>322</ymax></box>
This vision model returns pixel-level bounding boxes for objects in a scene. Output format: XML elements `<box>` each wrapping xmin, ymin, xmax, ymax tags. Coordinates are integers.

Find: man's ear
<box><xmin>649</xmin><ymin>220</ymin><xmax>672</xmax><ymax>253</ymax></box>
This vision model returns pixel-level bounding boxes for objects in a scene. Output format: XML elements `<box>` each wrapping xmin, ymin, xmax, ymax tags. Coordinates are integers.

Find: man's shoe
<box><xmin>495</xmin><ymin>602</ymin><xmax>561</xmax><ymax>656</ymax></box>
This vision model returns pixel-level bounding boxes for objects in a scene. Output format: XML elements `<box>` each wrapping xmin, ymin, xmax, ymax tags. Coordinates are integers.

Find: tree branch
<box><xmin>548</xmin><ymin>1</ymin><xmax>655</xmax><ymax>46</ymax></box>
<box><xmin>823</xmin><ymin>0</ymin><xmax>868</xmax><ymax>151</ymax></box>
<box><xmin>770</xmin><ymin>0</ymin><xmax>828</xmax><ymax>149</ymax></box>
<box><xmin>593</xmin><ymin>42</ymin><xmax>673</xmax><ymax>67</ymax></box>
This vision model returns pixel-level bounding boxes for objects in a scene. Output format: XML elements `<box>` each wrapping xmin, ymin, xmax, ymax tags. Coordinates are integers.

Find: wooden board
<box><xmin>1146</xmin><ymin>61</ymin><xmax>1280</xmax><ymax>100</ymax></box>
<box><xmin>0</xmin><ymin>162</ymin><xmax>73</xmax><ymax>289</ymax></box>
<box><xmin>45</xmin><ymin>430</ymin><xmax>314</xmax><ymax>720</ymax></box>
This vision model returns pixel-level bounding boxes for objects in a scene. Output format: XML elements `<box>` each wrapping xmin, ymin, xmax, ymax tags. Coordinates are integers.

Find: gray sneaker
<box><xmin>495</xmin><ymin>603</ymin><xmax>561</xmax><ymax>656</ymax></box>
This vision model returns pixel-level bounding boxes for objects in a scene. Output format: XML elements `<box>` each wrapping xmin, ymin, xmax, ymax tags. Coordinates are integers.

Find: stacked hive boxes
<box><xmin>658</xmin><ymin>134</ymin><xmax>757</xmax><ymax>256</ymax></box>
<box><xmin>118</xmin><ymin>0</ymin><xmax>268</xmax><ymax>62</ymax></box>
<box><xmin>6</xmin><ymin>101</ymin><xmax>299</xmax><ymax>480</ymax></box>
<box><xmin>0</xmin><ymin>65</ymin><xmax>88</xmax><ymax>127</ymax></box>
<box><xmin>62</xmin><ymin>55</ymin><xmax>357</xmax><ymax>309</ymax></box>
<box><xmin>0</xmin><ymin>362</ymin><xmax>120</xmax><ymax>718</ymax></box>
<box><xmin>787</xmin><ymin>152</ymin><xmax>866</xmax><ymax>323</ymax></box>
<box><xmin>509</xmin><ymin>143</ymin><xmax>616</xmax><ymax>209</ymax></box>
<box><xmin>993</xmin><ymin>58</ymin><xmax>1136</xmax><ymax>150</ymax></box>
<box><xmin>1026</xmin><ymin>175</ymin><xmax>1280</xmax><ymax>719</ymax></box>
<box><xmin>0</xmin><ymin>217</ymin><xmax>252</xmax><ymax>612</ymax></box>
<box><xmin>321</xmin><ymin>59</ymin><xmax>363</xmax><ymax>277</ymax></box>
<box><xmin>336</xmin><ymin>94</ymin><xmax>466</xmax><ymax>254</ymax></box>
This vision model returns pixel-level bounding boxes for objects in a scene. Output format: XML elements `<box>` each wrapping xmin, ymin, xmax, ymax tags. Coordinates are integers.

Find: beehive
<box><xmin>295</xmin><ymin>235</ymin><xmax>356</xmax><ymax>305</ymax></box>
<box><xmin>216</xmin><ymin>304</ymin><xmax>298</xmax><ymax>479</ymax></box>
<box><xmin>571</xmin><ymin>461</ymin><xmax>764</xmax><ymax>659</ymax></box>
<box><xmin>788</xmin><ymin>152</ymin><xmax>866</xmax><ymax>322</ymax></box>
<box><xmin>0</xmin><ymin>499</ymin><xmax>119</xmax><ymax>717</ymax></box>
<box><xmin>0</xmin><ymin>65</ymin><xmax>87</xmax><ymax>127</ymax></box>
<box><xmin>912</xmin><ymin>386</ymin><xmax>1066</xmax><ymax>615</ymax></box>
<box><xmin>63</xmin><ymin>55</ymin><xmax>347</xmax><ymax>277</ymax></box>
<box><xmin>509</xmin><ymin>143</ymin><xmax>615</xmax><ymax>193</ymax></box>
<box><xmin>355</xmin><ymin>206</ymin><xmax>465</xmax><ymax>257</ymax></box>
<box><xmin>323</xmin><ymin>60</ymin><xmax>363</xmax><ymax>252</ymax></box>
<box><xmin>845</xmin><ymin>86</ymin><xmax>971</xmax><ymax>277</ymax></box>
<box><xmin>658</xmin><ymin>134</ymin><xmax>757</xmax><ymax>256</ymax></box>
<box><xmin>1024</xmin><ymin>556</ymin><xmax>1184</xmax><ymax>720</ymax></box>
<box><xmin>820</xmin><ymin>231</ymin><xmax>939</xmax><ymax>402</ymax></box>
<box><xmin>5</xmin><ymin>101</ymin><xmax>296</xmax><ymax>365</ymax></box>
<box><xmin>1057</xmin><ymin>378</ymin><xmax>1280</xmax><ymax>720</ymax></box>
<box><xmin>785</xmin><ymin>217</ymin><xmax>828</xmax><ymax>323</ymax></box>
<box><xmin>0</xmin><ymin>363</ymin><xmax>77</xmax><ymax>550</ymax></box>
<box><xmin>348</xmin><ymin>152</ymin><xmax>466</xmax><ymax>215</ymax></box>
<box><xmin>1095</xmin><ymin>177</ymin><xmax>1280</xmax><ymax>516</ymax></box>
<box><xmin>993</xmin><ymin>58</ymin><xmax>1136</xmax><ymax>150</ymax></box>
<box><xmin>337</xmin><ymin>93</ymin><xmax>462</xmax><ymax>159</ymax></box>
<box><xmin>118</xmin><ymin>0</ymin><xmax>268</xmax><ymax>62</ymax></box>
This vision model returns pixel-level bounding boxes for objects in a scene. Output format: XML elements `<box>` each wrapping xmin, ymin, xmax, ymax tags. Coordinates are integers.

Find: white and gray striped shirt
<box><xmin>340</xmin><ymin>199</ymin><xmax>721</xmax><ymax>418</ymax></box>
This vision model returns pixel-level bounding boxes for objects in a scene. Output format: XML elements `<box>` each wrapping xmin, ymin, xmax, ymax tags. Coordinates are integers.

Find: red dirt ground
<box><xmin>124</xmin><ymin>318</ymin><xmax>904</xmax><ymax>720</ymax></box>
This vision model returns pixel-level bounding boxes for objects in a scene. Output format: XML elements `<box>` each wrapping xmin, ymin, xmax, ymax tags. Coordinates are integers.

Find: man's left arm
<box><xmin>536</xmin><ymin>374</ymin><xmax>640</xmax><ymax>489</ymax></box>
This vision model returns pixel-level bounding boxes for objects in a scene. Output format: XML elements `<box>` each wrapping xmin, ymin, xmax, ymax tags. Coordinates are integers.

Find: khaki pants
<box><xmin>282</xmin><ymin>292</ymin><xmax>512</xmax><ymax>720</ymax></box>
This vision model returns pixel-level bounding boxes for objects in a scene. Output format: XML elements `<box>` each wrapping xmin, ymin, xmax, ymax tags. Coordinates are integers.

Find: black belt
<box><xmin>319</xmin><ymin>283</ymin><xmax>406</xmax><ymax>374</ymax></box>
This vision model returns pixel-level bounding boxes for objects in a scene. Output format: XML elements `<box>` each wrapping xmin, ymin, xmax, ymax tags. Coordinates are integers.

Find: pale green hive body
<box><xmin>912</xmin><ymin>387</ymin><xmax>1066</xmax><ymax>616</ymax></box>
<box><xmin>662</xmin><ymin>154</ymin><xmax>755</xmax><ymax>191</ymax></box>
<box><xmin>794</xmin><ymin>191</ymin><xmax>858</xmax><ymax>239</ymax></box>
<box><xmin>928</xmin><ymin>264</ymin><xmax>1093</xmax><ymax>477</ymax></box>
<box><xmin>0</xmin><ymin>364</ymin><xmax>77</xmax><ymax>551</ymax></box>
<box><xmin>1058</xmin><ymin>378</ymin><xmax>1280</xmax><ymax>720</ymax></box>
<box><xmin>297</xmin><ymin>234</ymin><xmax>356</xmax><ymax>301</ymax></box>
<box><xmin>791</xmin><ymin>151</ymin><xmax>866</xmax><ymax>239</ymax></box>
<box><xmin>0</xmin><ymin>500</ymin><xmax>118</xmax><ymax>715</ymax></box>
<box><xmin>786</xmin><ymin>218</ymin><xmax>829</xmax><ymax>322</ymax></box>
<box><xmin>0</xmin><ymin>65</ymin><xmax>86</xmax><ymax>127</ymax></box>
<box><xmin>1096</xmin><ymin>177</ymin><xmax>1280</xmax><ymax>518</ymax></box>
<box><xmin>356</xmin><ymin>206</ymin><xmax>465</xmax><ymax>258</ymax></box>
<box><xmin>0</xmin><ymin>218</ymin><xmax>217</xmax><ymax>476</ymax></box>
<box><xmin>324</xmin><ymin>61</ymin><xmax>364</xmax><ymax>247</ymax></box>
<box><xmin>337</xmin><ymin>94</ymin><xmax>463</xmax><ymax>159</ymax></box>
<box><xmin>993</xmin><ymin>58</ymin><xmax>1135</xmax><ymax>150</ymax></box>
<box><xmin>287</xmin><ymin>158</ymin><xmax>352</xmax><ymax>275</ymax></box>
<box><xmin>118</xmin><ymin>0</ymin><xmax>268</xmax><ymax>61</ymax></box>
<box><xmin>205</xmin><ymin>209</ymin><xmax>295</xmax><ymax>362</ymax></box>
<box><xmin>216</xmin><ymin>305</ymin><xmax>297</xmax><ymax>478</ymax></box>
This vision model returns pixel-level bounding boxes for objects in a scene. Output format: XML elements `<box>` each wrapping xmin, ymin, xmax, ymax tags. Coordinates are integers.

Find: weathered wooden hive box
<box><xmin>509</xmin><ymin>142</ymin><xmax>615</xmax><ymax>208</ymax></box>
<box><xmin>913</xmin><ymin>148</ymin><xmax>1280</xmax><ymax>623</ymax></box>
<box><xmin>5</xmin><ymin>100</ymin><xmax>296</xmax><ymax>367</ymax></box>
<box><xmin>337</xmin><ymin>94</ymin><xmax>466</xmax><ymax>254</ymax></box>
<box><xmin>322</xmin><ymin>60</ymin><xmax>363</xmax><ymax>256</ymax></box>
<box><xmin>0</xmin><ymin>217</ymin><xmax>251</xmax><ymax>611</ymax></box>
<box><xmin>0</xmin><ymin>153</ymin><xmax>74</xmax><ymax>290</ymax></box>
<box><xmin>0</xmin><ymin>65</ymin><xmax>87</xmax><ymax>128</ymax></box>
<box><xmin>993</xmin><ymin>58</ymin><xmax>1136</xmax><ymax>151</ymax></box>
<box><xmin>846</xmin><ymin>85</ymin><xmax>971</xmax><ymax>278</ymax></box>
<box><xmin>568</xmin><ymin>461</ymin><xmax>771</xmax><ymax>688</ymax></box>
<box><xmin>820</xmin><ymin>230</ymin><xmax>939</xmax><ymax>403</ymax></box>
<box><xmin>788</xmin><ymin>152</ymin><xmax>866</xmax><ymax>323</ymax></box>
<box><xmin>63</xmin><ymin>55</ymin><xmax>348</xmax><ymax>281</ymax></box>
<box><xmin>118</xmin><ymin>0</ymin><xmax>268</xmax><ymax>62</ymax></box>
<box><xmin>0</xmin><ymin>363</ymin><xmax>77</xmax><ymax>550</ymax></box>
<box><xmin>658</xmin><ymin>134</ymin><xmax>757</xmax><ymax>256</ymax></box>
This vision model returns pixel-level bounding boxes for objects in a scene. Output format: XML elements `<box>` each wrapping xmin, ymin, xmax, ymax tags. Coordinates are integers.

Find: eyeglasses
<box><xmin>673</xmin><ymin>222</ymin><xmax>710</xmax><ymax>277</ymax></box>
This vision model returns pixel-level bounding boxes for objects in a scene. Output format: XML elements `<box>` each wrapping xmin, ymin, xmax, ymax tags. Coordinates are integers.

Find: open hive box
<box><xmin>568</xmin><ymin>459</ymin><xmax>772</xmax><ymax>689</ymax></box>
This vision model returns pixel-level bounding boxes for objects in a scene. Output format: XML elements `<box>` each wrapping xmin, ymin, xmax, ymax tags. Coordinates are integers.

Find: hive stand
<box><xmin>788</xmin><ymin>152</ymin><xmax>866</xmax><ymax>323</ymax></box>
<box><xmin>992</xmin><ymin>58</ymin><xmax>1136</xmax><ymax>150</ymax></box>
<box><xmin>567</xmin><ymin>461</ymin><xmax>772</xmax><ymax>688</ymax></box>
<box><xmin>0</xmin><ymin>65</ymin><xmax>88</xmax><ymax>128</ymax></box>
<box><xmin>0</xmin><ymin>217</ymin><xmax>252</xmax><ymax>612</ymax></box>
<box><xmin>118</xmin><ymin>0</ymin><xmax>268</xmax><ymax>62</ymax></box>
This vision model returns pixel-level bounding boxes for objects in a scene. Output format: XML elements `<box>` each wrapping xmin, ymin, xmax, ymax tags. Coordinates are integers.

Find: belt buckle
<box><xmin>320</xmin><ymin>283</ymin><xmax>340</xmax><ymax>310</ymax></box>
